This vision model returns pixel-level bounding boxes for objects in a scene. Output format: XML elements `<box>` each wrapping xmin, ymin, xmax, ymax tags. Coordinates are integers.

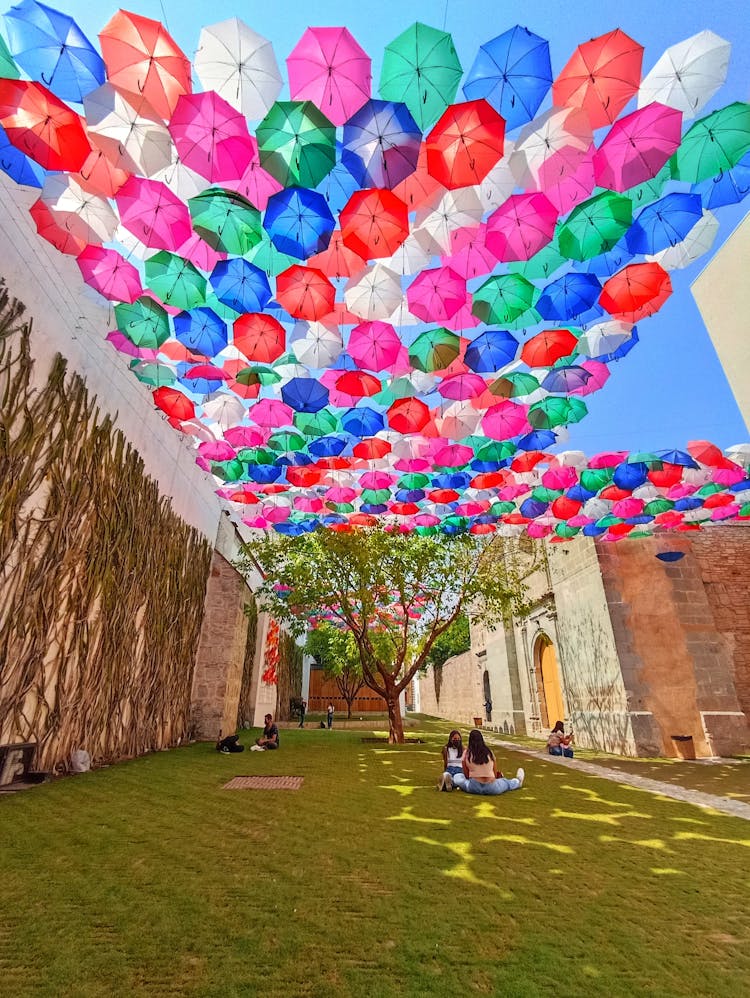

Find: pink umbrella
<box><xmin>711</xmin><ymin>504</ymin><xmax>740</xmax><ymax>521</ymax></box>
<box><xmin>440</xmin><ymin>223</ymin><xmax>496</xmax><ymax>280</ymax></box>
<box><xmin>593</xmin><ymin>102</ymin><xmax>683</xmax><ymax>192</ymax></box>
<box><xmin>222</xmin><ymin>142</ymin><xmax>283</xmax><ymax>211</ymax></box>
<box><xmin>224</xmin><ymin>426</ymin><xmax>270</xmax><ymax>448</ymax></box>
<box><xmin>456</xmin><ymin>500</ymin><xmax>489</xmax><ymax>516</ymax></box>
<box><xmin>198</xmin><ymin>440</ymin><xmax>237</xmax><ymax>461</ymax></box>
<box><xmin>115</xmin><ymin>176</ymin><xmax>192</xmax><ymax>251</ymax></box>
<box><xmin>441</xmin><ymin>296</ymin><xmax>481</xmax><ymax>332</ymax></box>
<box><xmin>105</xmin><ymin>330</ymin><xmax>158</xmax><ymax>359</ymax></box>
<box><xmin>432</xmin><ymin>443</ymin><xmax>474</xmax><ymax>466</ymax></box>
<box><xmin>485</xmin><ymin>193</ymin><xmax>558</xmax><ymax>262</ymax></box>
<box><xmin>248</xmin><ymin>398</ymin><xmax>294</xmax><ymax>427</ymax></box>
<box><xmin>414</xmin><ymin>513</ymin><xmax>440</xmax><ymax>527</ymax></box>
<box><xmin>360</xmin><ymin>471</ymin><xmax>396</xmax><ymax>489</ymax></box>
<box><xmin>325</xmin><ymin>486</ymin><xmax>358</xmax><ymax>503</ymax></box>
<box><xmin>77</xmin><ymin>246</ymin><xmax>142</xmax><ymax>304</ymax></box>
<box><xmin>482</xmin><ymin>400</ymin><xmax>530</xmax><ymax>440</ymax></box>
<box><xmin>178</xmin><ymin>233</ymin><xmax>227</xmax><ymax>272</ymax></box>
<box><xmin>541</xmin><ymin>466</ymin><xmax>578</xmax><ymax>490</ymax></box>
<box><xmin>570</xmin><ymin>359</ymin><xmax>611</xmax><ymax>396</ymax></box>
<box><xmin>540</xmin><ymin>145</ymin><xmax>596</xmax><ymax>215</ymax></box>
<box><xmin>347</xmin><ymin>320</ymin><xmax>402</xmax><ymax>370</ymax></box>
<box><xmin>437</xmin><ymin>373</ymin><xmax>487</xmax><ymax>400</ymax></box>
<box><xmin>406</xmin><ymin>266</ymin><xmax>466</xmax><ymax>322</ymax></box>
<box><xmin>287</xmin><ymin>27</ymin><xmax>371</xmax><ymax>126</ymax></box>
<box><xmin>168</xmin><ymin>91</ymin><xmax>255</xmax><ymax>183</ymax></box>
<box><xmin>589</xmin><ymin>451</ymin><xmax>629</xmax><ymax>468</ymax></box>
<box><xmin>294</xmin><ymin>496</ymin><xmax>324</xmax><ymax>512</ymax></box>
<box><xmin>612</xmin><ymin>497</ymin><xmax>644</xmax><ymax>517</ymax></box>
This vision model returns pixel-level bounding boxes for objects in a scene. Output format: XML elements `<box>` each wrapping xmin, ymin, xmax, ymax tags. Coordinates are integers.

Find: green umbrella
<box><xmin>256</xmin><ymin>100</ymin><xmax>336</xmax><ymax>188</ymax></box>
<box><xmin>627</xmin><ymin>451</ymin><xmax>663</xmax><ymax>468</ymax></box>
<box><xmin>408</xmin><ymin>327</ymin><xmax>460</xmax><ymax>373</ymax></box>
<box><xmin>327</xmin><ymin>501</ymin><xmax>355</xmax><ymax>513</ymax></box>
<box><xmin>510</xmin><ymin>242</ymin><xmax>567</xmax><ymax>282</ymax></box>
<box><xmin>555</xmin><ymin>524</ymin><xmax>580</xmax><ymax>538</ymax></box>
<box><xmin>644</xmin><ymin>498</ymin><xmax>674</xmax><ymax>514</ymax></box>
<box><xmin>443</xmin><ymin>514</ymin><xmax>468</xmax><ymax>530</ymax></box>
<box><xmin>528</xmin><ymin>396</ymin><xmax>588</xmax><ymax>429</ymax></box>
<box><xmin>0</xmin><ymin>34</ymin><xmax>20</xmax><ymax>79</ymax></box>
<box><xmin>557</xmin><ymin>190</ymin><xmax>633</xmax><ymax>261</ymax></box>
<box><xmin>489</xmin><ymin>500</ymin><xmax>516</xmax><ymax>515</ymax></box>
<box><xmin>361</xmin><ymin>488</ymin><xmax>392</xmax><ymax>505</ymax></box>
<box><xmin>189</xmin><ymin>188</ymin><xmax>263</xmax><ymax>255</ymax></box>
<box><xmin>669</xmin><ymin>102</ymin><xmax>750</xmax><ymax>183</ymax></box>
<box><xmin>114</xmin><ymin>296</ymin><xmax>170</xmax><ymax>348</ymax></box>
<box><xmin>416</xmin><ymin>525</ymin><xmax>440</xmax><ymax>535</ymax></box>
<box><xmin>144</xmin><ymin>251</ymin><xmax>206</xmax><ymax>310</ymax></box>
<box><xmin>128</xmin><ymin>360</ymin><xmax>176</xmax><ymax>387</ymax></box>
<box><xmin>739</xmin><ymin>502</ymin><xmax>750</xmax><ymax>518</ymax></box>
<box><xmin>246</xmin><ymin>233</ymin><xmax>298</xmax><ymax>277</ymax></box>
<box><xmin>294</xmin><ymin>408</ymin><xmax>340</xmax><ymax>436</ymax></box>
<box><xmin>596</xmin><ymin>514</ymin><xmax>623</xmax><ymax>528</ymax></box>
<box><xmin>532</xmin><ymin>486</ymin><xmax>563</xmax><ymax>503</ymax></box>
<box><xmin>476</xmin><ymin>440</ymin><xmax>517</xmax><ymax>463</ymax></box>
<box><xmin>211</xmin><ymin>458</ymin><xmax>245</xmax><ymax>482</ymax></box>
<box><xmin>267</xmin><ymin>430</ymin><xmax>306</xmax><ymax>452</ymax></box>
<box><xmin>580</xmin><ymin>467</ymin><xmax>613</xmax><ymax>492</ymax></box>
<box><xmin>488</xmin><ymin>371</ymin><xmax>541</xmax><ymax>399</ymax></box>
<box><xmin>235</xmin><ymin>365</ymin><xmax>282</xmax><ymax>387</ymax></box>
<box><xmin>379</xmin><ymin>22</ymin><xmax>462</xmax><ymax>130</ymax></box>
<box><xmin>398</xmin><ymin>472</ymin><xmax>430</xmax><ymax>489</ymax></box>
<box><xmin>696</xmin><ymin>482</ymin><xmax>725</xmax><ymax>497</ymax></box>
<box><xmin>238</xmin><ymin>447</ymin><xmax>276</xmax><ymax>466</ymax></box>
<box><xmin>204</xmin><ymin>293</ymin><xmax>241</xmax><ymax>321</ymax></box>
<box><xmin>372</xmin><ymin>375</ymin><xmax>419</xmax><ymax>405</ymax></box>
<box><xmin>624</xmin><ymin>164</ymin><xmax>672</xmax><ymax>207</ymax></box>
<box><xmin>471</xmin><ymin>273</ymin><xmax>538</xmax><ymax>325</ymax></box>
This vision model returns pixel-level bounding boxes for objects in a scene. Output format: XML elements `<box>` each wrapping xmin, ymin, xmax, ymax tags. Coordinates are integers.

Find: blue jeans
<box><xmin>548</xmin><ymin>746</ymin><xmax>574</xmax><ymax>758</ymax></box>
<box><xmin>453</xmin><ymin>774</ymin><xmax>521</xmax><ymax>795</ymax></box>
<box><xmin>443</xmin><ymin>765</ymin><xmax>463</xmax><ymax>787</ymax></box>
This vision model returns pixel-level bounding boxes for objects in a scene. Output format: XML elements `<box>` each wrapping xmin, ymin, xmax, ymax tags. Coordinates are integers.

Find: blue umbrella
<box><xmin>263</xmin><ymin>187</ymin><xmax>335</xmax><ymax>260</ymax></box>
<box><xmin>210</xmin><ymin>259</ymin><xmax>272</xmax><ymax>314</ymax></box>
<box><xmin>281</xmin><ymin>377</ymin><xmax>330</xmax><ymax>413</ymax></box>
<box><xmin>566</xmin><ymin>483</ymin><xmax>596</xmax><ymax>501</ymax></box>
<box><xmin>274</xmin><ymin>522</ymin><xmax>306</xmax><ymax>535</ymax></box>
<box><xmin>674</xmin><ymin>496</ymin><xmax>704</xmax><ymax>511</ymax></box>
<box><xmin>432</xmin><ymin>472</ymin><xmax>472</xmax><ymax>490</ymax></box>
<box><xmin>341</xmin><ymin>99</ymin><xmax>421</xmax><ymax>189</ymax></box>
<box><xmin>586</xmin><ymin>245</ymin><xmax>632</xmax><ymax>279</ymax></box>
<box><xmin>583</xmin><ymin>523</ymin><xmax>607</xmax><ymax>537</ymax></box>
<box><xmin>613</xmin><ymin>461</ymin><xmax>648</xmax><ymax>490</ymax></box>
<box><xmin>692</xmin><ymin>151</ymin><xmax>750</xmax><ymax>209</ymax></box>
<box><xmin>360</xmin><ymin>503</ymin><xmax>389</xmax><ymax>514</ymax></box>
<box><xmin>656</xmin><ymin>550</ymin><xmax>685</xmax><ymax>562</ymax></box>
<box><xmin>516</xmin><ymin>429</ymin><xmax>557</xmax><ymax>450</ymax></box>
<box><xmin>173</xmin><ymin>308</ymin><xmax>228</xmax><ymax>356</ymax></box>
<box><xmin>536</xmin><ymin>272</ymin><xmax>602</xmax><ymax>321</ymax></box>
<box><xmin>0</xmin><ymin>123</ymin><xmax>45</xmax><ymax>186</ymax></box>
<box><xmin>654</xmin><ymin>449</ymin><xmax>699</xmax><ymax>468</ymax></box>
<box><xmin>462</xmin><ymin>26</ymin><xmax>552</xmax><ymax>131</ymax></box>
<box><xmin>309</xmin><ymin>434</ymin><xmax>350</xmax><ymax>457</ymax></box>
<box><xmin>341</xmin><ymin>406</ymin><xmax>385</xmax><ymax>437</ymax></box>
<box><xmin>395</xmin><ymin>488</ymin><xmax>426</xmax><ymax>502</ymax></box>
<box><xmin>316</xmin><ymin>152</ymin><xmax>359</xmax><ymax>215</ymax></box>
<box><xmin>625</xmin><ymin>192</ymin><xmax>704</xmax><ymax>255</ymax></box>
<box><xmin>3</xmin><ymin>0</ymin><xmax>105</xmax><ymax>103</ymax></box>
<box><xmin>464</xmin><ymin>330</ymin><xmax>518</xmax><ymax>372</ymax></box>
<box><xmin>247</xmin><ymin>464</ymin><xmax>283</xmax><ymax>484</ymax></box>
<box><xmin>604</xmin><ymin>327</ymin><xmax>639</xmax><ymax>362</ymax></box>
<box><xmin>520</xmin><ymin>497</ymin><xmax>549</xmax><ymax>518</ymax></box>
<box><xmin>541</xmin><ymin>365</ymin><xmax>592</xmax><ymax>393</ymax></box>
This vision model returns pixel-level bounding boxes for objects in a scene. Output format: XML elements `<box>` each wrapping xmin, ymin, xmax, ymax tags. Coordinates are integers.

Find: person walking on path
<box><xmin>327</xmin><ymin>703</ymin><xmax>334</xmax><ymax>729</ymax></box>
<box><xmin>298</xmin><ymin>699</ymin><xmax>307</xmax><ymax>728</ymax></box>
<box><xmin>453</xmin><ymin>729</ymin><xmax>524</xmax><ymax>796</ymax></box>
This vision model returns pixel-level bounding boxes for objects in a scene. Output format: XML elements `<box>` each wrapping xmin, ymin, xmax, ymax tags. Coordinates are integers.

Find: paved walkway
<box><xmin>488</xmin><ymin>738</ymin><xmax>750</xmax><ymax>822</ymax></box>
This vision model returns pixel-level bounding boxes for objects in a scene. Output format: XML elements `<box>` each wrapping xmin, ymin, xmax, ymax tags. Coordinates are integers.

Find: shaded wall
<box><xmin>418</xmin><ymin>651</ymin><xmax>484</xmax><ymax>727</ymax></box>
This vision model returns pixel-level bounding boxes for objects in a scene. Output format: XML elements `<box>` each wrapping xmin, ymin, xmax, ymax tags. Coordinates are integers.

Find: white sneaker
<box><xmin>250</xmin><ymin>744</ymin><xmax>263</xmax><ymax>752</ymax></box>
<box><xmin>515</xmin><ymin>767</ymin><xmax>525</xmax><ymax>788</ymax></box>
<box><xmin>443</xmin><ymin>773</ymin><xmax>454</xmax><ymax>792</ymax></box>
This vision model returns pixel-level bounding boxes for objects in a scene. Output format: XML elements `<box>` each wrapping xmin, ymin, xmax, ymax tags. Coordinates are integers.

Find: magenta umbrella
<box><xmin>432</xmin><ymin>443</ymin><xmax>474</xmax><ymax>466</ymax></box>
<box><xmin>406</xmin><ymin>266</ymin><xmax>466</xmax><ymax>322</ymax></box>
<box><xmin>347</xmin><ymin>320</ymin><xmax>402</xmax><ymax>370</ymax></box>
<box><xmin>105</xmin><ymin>330</ymin><xmax>157</xmax><ymax>359</ymax></box>
<box><xmin>485</xmin><ymin>192</ymin><xmax>558</xmax><ymax>262</ymax></box>
<box><xmin>77</xmin><ymin>245</ymin><xmax>142</xmax><ymax>303</ymax></box>
<box><xmin>360</xmin><ymin>471</ymin><xmax>396</xmax><ymax>489</ymax></box>
<box><xmin>248</xmin><ymin>398</ymin><xmax>294</xmax><ymax>427</ymax></box>
<box><xmin>168</xmin><ymin>91</ymin><xmax>255</xmax><ymax>183</ymax></box>
<box><xmin>570</xmin><ymin>359</ymin><xmax>611</xmax><ymax>395</ymax></box>
<box><xmin>482</xmin><ymin>400</ymin><xmax>530</xmax><ymax>439</ymax></box>
<box><xmin>436</xmin><ymin>372</ymin><xmax>486</xmax><ymax>400</ymax></box>
<box><xmin>223</xmin><ymin>425</ymin><xmax>270</xmax><ymax>448</ymax></box>
<box><xmin>222</xmin><ymin>138</ymin><xmax>283</xmax><ymax>210</ymax></box>
<box><xmin>593</xmin><ymin>102</ymin><xmax>683</xmax><ymax>192</ymax></box>
<box><xmin>440</xmin><ymin>223</ymin><xmax>497</xmax><ymax>280</ymax></box>
<box><xmin>287</xmin><ymin>27</ymin><xmax>371</xmax><ymax>127</ymax></box>
<box><xmin>115</xmin><ymin>176</ymin><xmax>192</xmax><ymax>251</ymax></box>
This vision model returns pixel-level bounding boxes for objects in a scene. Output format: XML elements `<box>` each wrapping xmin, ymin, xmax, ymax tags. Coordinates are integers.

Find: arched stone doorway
<box><xmin>533</xmin><ymin>634</ymin><xmax>565</xmax><ymax>730</ymax></box>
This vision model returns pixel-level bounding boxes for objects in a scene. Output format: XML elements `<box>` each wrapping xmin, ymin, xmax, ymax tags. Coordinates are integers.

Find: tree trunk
<box><xmin>346</xmin><ymin>702</ymin><xmax>353</xmax><ymax>719</ymax></box>
<box><xmin>385</xmin><ymin>689</ymin><xmax>404</xmax><ymax>743</ymax></box>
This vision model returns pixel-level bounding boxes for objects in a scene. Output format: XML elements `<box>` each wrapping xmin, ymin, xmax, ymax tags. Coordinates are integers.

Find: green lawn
<box><xmin>1</xmin><ymin>725</ymin><xmax>749</xmax><ymax>997</ymax></box>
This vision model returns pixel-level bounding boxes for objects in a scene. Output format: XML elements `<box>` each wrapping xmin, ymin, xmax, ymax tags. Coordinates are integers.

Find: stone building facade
<box><xmin>418</xmin><ymin>528</ymin><xmax>750</xmax><ymax>758</ymax></box>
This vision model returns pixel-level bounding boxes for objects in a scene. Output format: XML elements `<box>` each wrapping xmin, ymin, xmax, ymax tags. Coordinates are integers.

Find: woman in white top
<box><xmin>439</xmin><ymin>729</ymin><xmax>464</xmax><ymax>790</ymax></box>
<box><xmin>452</xmin><ymin>729</ymin><xmax>525</xmax><ymax>796</ymax></box>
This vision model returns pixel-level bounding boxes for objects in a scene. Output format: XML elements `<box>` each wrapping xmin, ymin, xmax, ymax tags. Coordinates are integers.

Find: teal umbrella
<box><xmin>379</xmin><ymin>22</ymin><xmax>462</xmax><ymax>130</ymax></box>
<box><xmin>129</xmin><ymin>360</ymin><xmax>176</xmax><ymax>387</ymax></box>
<box><xmin>188</xmin><ymin>188</ymin><xmax>263</xmax><ymax>255</ymax></box>
<box><xmin>669</xmin><ymin>102</ymin><xmax>750</xmax><ymax>183</ymax></box>
<box><xmin>114</xmin><ymin>296</ymin><xmax>170</xmax><ymax>348</ymax></box>
<box><xmin>471</xmin><ymin>272</ymin><xmax>538</xmax><ymax>324</ymax></box>
<box><xmin>557</xmin><ymin>190</ymin><xmax>633</xmax><ymax>261</ymax></box>
<box><xmin>256</xmin><ymin>100</ymin><xmax>336</xmax><ymax>188</ymax></box>
<box><xmin>528</xmin><ymin>396</ymin><xmax>588</xmax><ymax>429</ymax></box>
<box><xmin>144</xmin><ymin>251</ymin><xmax>206</xmax><ymax>310</ymax></box>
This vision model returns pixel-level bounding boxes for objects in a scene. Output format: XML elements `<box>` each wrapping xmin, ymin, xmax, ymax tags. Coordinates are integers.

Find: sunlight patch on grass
<box><xmin>561</xmin><ymin>785</ymin><xmax>647</xmax><ymax>810</ymax></box>
<box><xmin>387</xmin><ymin>806</ymin><xmax>450</xmax><ymax>826</ymax></box>
<box><xmin>414</xmin><ymin>836</ymin><xmax>512</xmax><ymax>895</ymax></box>
<box><xmin>472</xmin><ymin>801</ymin><xmax>537</xmax><ymax>825</ymax></box>
<box><xmin>651</xmin><ymin>868</ymin><xmax>687</xmax><ymax>875</ymax></box>
<box><xmin>483</xmin><ymin>834</ymin><xmax>575</xmax><ymax>855</ymax></box>
<box><xmin>379</xmin><ymin>783</ymin><xmax>418</xmax><ymax>796</ymax></box>
<box><xmin>673</xmin><ymin>831</ymin><xmax>750</xmax><ymax>848</ymax></box>
<box><xmin>599</xmin><ymin>834</ymin><xmax>674</xmax><ymax>853</ymax></box>
<box><xmin>551</xmin><ymin>809</ymin><xmax>653</xmax><ymax>825</ymax></box>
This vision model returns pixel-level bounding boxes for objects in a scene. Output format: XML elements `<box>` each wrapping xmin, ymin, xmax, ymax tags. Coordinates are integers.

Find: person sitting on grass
<box><xmin>438</xmin><ymin>729</ymin><xmax>464</xmax><ymax>791</ymax></box>
<box><xmin>547</xmin><ymin>720</ymin><xmax>574</xmax><ymax>758</ymax></box>
<box><xmin>252</xmin><ymin>714</ymin><xmax>279</xmax><ymax>751</ymax></box>
<box><xmin>452</xmin><ymin>729</ymin><xmax>524</xmax><ymax>796</ymax></box>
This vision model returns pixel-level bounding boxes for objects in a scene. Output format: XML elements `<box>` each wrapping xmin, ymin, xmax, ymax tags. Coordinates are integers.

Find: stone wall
<box><xmin>418</xmin><ymin>651</ymin><xmax>485</xmax><ymax>727</ymax></box>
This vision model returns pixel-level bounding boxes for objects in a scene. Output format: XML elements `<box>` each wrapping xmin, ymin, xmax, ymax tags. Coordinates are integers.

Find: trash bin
<box><xmin>473</xmin><ymin>717</ymin><xmax>483</xmax><ymax>728</ymax></box>
<box><xmin>671</xmin><ymin>734</ymin><xmax>696</xmax><ymax>760</ymax></box>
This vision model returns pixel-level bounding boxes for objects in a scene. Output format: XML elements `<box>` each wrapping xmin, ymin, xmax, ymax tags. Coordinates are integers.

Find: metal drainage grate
<box><xmin>223</xmin><ymin>776</ymin><xmax>304</xmax><ymax>790</ymax></box>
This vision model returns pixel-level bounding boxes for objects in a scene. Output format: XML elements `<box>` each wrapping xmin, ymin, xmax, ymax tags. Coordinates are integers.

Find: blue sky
<box><xmin>18</xmin><ymin>0</ymin><xmax>750</xmax><ymax>453</ymax></box>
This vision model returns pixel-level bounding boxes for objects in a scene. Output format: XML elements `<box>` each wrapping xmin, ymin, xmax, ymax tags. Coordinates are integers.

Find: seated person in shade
<box><xmin>547</xmin><ymin>720</ymin><xmax>574</xmax><ymax>758</ymax></box>
<box><xmin>253</xmin><ymin>714</ymin><xmax>279</xmax><ymax>751</ymax></box>
<box><xmin>452</xmin><ymin>729</ymin><xmax>524</xmax><ymax>796</ymax></box>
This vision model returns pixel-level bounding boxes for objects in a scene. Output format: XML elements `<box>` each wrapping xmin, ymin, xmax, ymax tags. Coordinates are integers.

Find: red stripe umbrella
<box><xmin>233</xmin><ymin>313</ymin><xmax>286</xmax><ymax>363</ymax></box>
<box><xmin>599</xmin><ymin>262</ymin><xmax>672</xmax><ymax>322</ymax></box>
<box><xmin>276</xmin><ymin>265</ymin><xmax>335</xmax><ymax>320</ymax></box>
<box><xmin>553</xmin><ymin>29</ymin><xmax>643</xmax><ymax>129</ymax></box>
<box><xmin>152</xmin><ymin>386</ymin><xmax>195</xmax><ymax>420</ymax></box>
<box><xmin>521</xmin><ymin>328</ymin><xmax>579</xmax><ymax>366</ymax></box>
<box><xmin>29</xmin><ymin>199</ymin><xmax>87</xmax><ymax>256</ymax></box>
<box><xmin>340</xmin><ymin>188</ymin><xmax>409</xmax><ymax>260</ymax></box>
<box><xmin>426</xmin><ymin>99</ymin><xmax>505</xmax><ymax>189</ymax></box>
<box><xmin>387</xmin><ymin>397</ymin><xmax>430</xmax><ymax>433</ymax></box>
<box><xmin>0</xmin><ymin>79</ymin><xmax>90</xmax><ymax>171</ymax></box>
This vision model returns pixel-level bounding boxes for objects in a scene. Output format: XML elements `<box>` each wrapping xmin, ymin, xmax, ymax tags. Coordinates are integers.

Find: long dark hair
<box><xmin>467</xmin><ymin>729</ymin><xmax>492</xmax><ymax>765</ymax></box>
<box><xmin>445</xmin><ymin>729</ymin><xmax>463</xmax><ymax>755</ymax></box>
<box><xmin>552</xmin><ymin>721</ymin><xmax>565</xmax><ymax>734</ymax></box>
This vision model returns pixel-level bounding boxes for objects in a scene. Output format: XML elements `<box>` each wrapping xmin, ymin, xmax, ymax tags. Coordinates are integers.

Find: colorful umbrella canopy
<box><xmin>341</xmin><ymin>98</ymin><xmax>421</xmax><ymax>189</ymax></box>
<box><xmin>256</xmin><ymin>100</ymin><xmax>336</xmax><ymax>188</ymax></box>
<box><xmin>593</xmin><ymin>102</ymin><xmax>683</xmax><ymax>192</ymax></box>
<box><xmin>521</xmin><ymin>328</ymin><xmax>579</xmax><ymax>366</ymax></box>
<box><xmin>233</xmin><ymin>312</ymin><xmax>286</xmax><ymax>363</ymax></box>
<box><xmin>510</xmin><ymin>106</ymin><xmax>592</xmax><ymax>191</ymax></box>
<box><xmin>407</xmin><ymin>266</ymin><xmax>466</xmax><ymax>322</ymax></box>
<box><xmin>553</xmin><ymin>29</ymin><xmax>643</xmax><ymax>129</ymax></box>
<box><xmin>464</xmin><ymin>330</ymin><xmax>518</xmax><ymax>372</ymax></box>
<box><xmin>115</xmin><ymin>296</ymin><xmax>170</xmax><ymax>348</ymax></box>
<box><xmin>173</xmin><ymin>307</ymin><xmax>227</xmax><ymax>355</ymax></box>
<box><xmin>638</xmin><ymin>30</ymin><xmax>731</xmax><ymax>119</ymax></box>
<box><xmin>263</xmin><ymin>186</ymin><xmax>335</xmax><ymax>259</ymax></box>
<box><xmin>471</xmin><ymin>272</ymin><xmax>537</xmax><ymax>325</ymax></box>
<box><xmin>557</xmin><ymin>190</ymin><xmax>633</xmax><ymax>260</ymax></box>
<box><xmin>462</xmin><ymin>26</ymin><xmax>551</xmax><ymax>131</ymax></box>
<box><xmin>116</xmin><ymin>176</ymin><xmax>192</xmax><ymax>252</ymax></box>
<box><xmin>144</xmin><ymin>251</ymin><xmax>206</xmax><ymax>310</ymax></box>
<box><xmin>408</xmin><ymin>327</ymin><xmax>461</xmax><ymax>372</ymax></box>
<box><xmin>287</xmin><ymin>26</ymin><xmax>371</xmax><ymax>127</ymax></box>
<box><xmin>194</xmin><ymin>18</ymin><xmax>282</xmax><ymax>121</ymax></box>
<box><xmin>210</xmin><ymin>258</ymin><xmax>272</xmax><ymax>313</ymax></box>
<box><xmin>0</xmin><ymin>78</ymin><xmax>89</xmax><ymax>170</ymax></box>
<box><xmin>485</xmin><ymin>191</ymin><xmax>558</xmax><ymax>262</ymax></box>
<box><xmin>425</xmin><ymin>99</ymin><xmax>505</xmax><ymax>189</ymax></box>
<box><xmin>276</xmin><ymin>265</ymin><xmax>335</xmax><ymax>320</ymax></box>
<box><xmin>77</xmin><ymin>245</ymin><xmax>142</xmax><ymax>303</ymax></box>
<box><xmin>189</xmin><ymin>188</ymin><xmax>263</xmax><ymax>255</ymax></box>
<box><xmin>168</xmin><ymin>91</ymin><xmax>255</xmax><ymax>183</ymax></box>
<box><xmin>379</xmin><ymin>22</ymin><xmax>462</xmax><ymax>130</ymax></box>
<box><xmin>599</xmin><ymin>262</ymin><xmax>672</xmax><ymax>322</ymax></box>
<box><xmin>536</xmin><ymin>272</ymin><xmax>601</xmax><ymax>321</ymax></box>
<box><xmin>340</xmin><ymin>187</ymin><xmax>409</xmax><ymax>260</ymax></box>
<box><xmin>626</xmin><ymin>192</ymin><xmax>703</xmax><ymax>254</ymax></box>
<box><xmin>84</xmin><ymin>83</ymin><xmax>173</xmax><ymax>178</ymax></box>
<box><xmin>347</xmin><ymin>320</ymin><xmax>402</xmax><ymax>370</ymax></box>
<box><xmin>3</xmin><ymin>0</ymin><xmax>105</xmax><ymax>103</ymax></box>
<box><xmin>669</xmin><ymin>102</ymin><xmax>750</xmax><ymax>183</ymax></box>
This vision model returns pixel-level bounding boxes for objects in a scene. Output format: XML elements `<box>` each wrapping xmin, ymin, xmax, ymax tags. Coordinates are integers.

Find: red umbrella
<box><xmin>485</xmin><ymin>192</ymin><xmax>558</xmax><ymax>262</ymax></box>
<box><xmin>392</xmin><ymin>142</ymin><xmax>445</xmax><ymax>209</ymax></box>
<box><xmin>354</xmin><ymin>437</ymin><xmax>392</xmax><ymax>459</ymax></box>
<box><xmin>153</xmin><ymin>386</ymin><xmax>195</xmax><ymax>420</ymax></box>
<box><xmin>521</xmin><ymin>328</ymin><xmax>579</xmax><ymax>366</ymax></box>
<box><xmin>0</xmin><ymin>79</ymin><xmax>90</xmax><ymax>171</ymax></box>
<box><xmin>687</xmin><ymin>440</ymin><xmax>724</xmax><ymax>466</ymax></box>
<box><xmin>387</xmin><ymin>397</ymin><xmax>430</xmax><ymax>433</ymax></box>
<box><xmin>99</xmin><ymin>10</ymin><xmax>191</xmax><ymax>121</ymax></box>
<box><xmin>74</xmin><ymin>148</ymin><xmax>130</xmax><ymax>198</ymax></box>
<box><xmin>308</xmin><ymin>231</ymin><xmax>365</xmax><ymax>278</ymax></box>
<box><xmin>599</xmin><ymin>262</ymin><xmax>672</xmax><ymax>323</ymax></box>
<box><xmin>276</xmin><ymin>265</ymin><xmax>335</xmax><ymax>320</ymax></box>
<box><xmin>335</xmin><ymin>370</ymin><xmax>382</xmax><ymax>397</ymax></box>
<box><xmin>406</xmin><ymin>266</ymin><xmax>466</xmax><ymax>322</ymax></box>
<box><xmin>426</xmin><ymin>99</ymin><xmax>505</xmax><ymax>189</ymax></box>
<box><xmin>29</xmin><ymin>199</ymin><xmax>87</xmax><ymax>256</ymax></box>
<box><xmin>233</xmin><ymin>313</ymin><xmax>286</xmax><ymax>363</ymax></box>
<box><xmin>553</xmin><ymin>29</ymin><xmax>644</xmax><ymax>129</ymax></box>
<box><xmin>340</xmin><ymin>188</ymin><xmax>409</xmax><ymax>260</ymax></box>
<box><xmin>115</xmin><ymin>176</ymin><xmax>192</xmax><ymax>252</ymax></box>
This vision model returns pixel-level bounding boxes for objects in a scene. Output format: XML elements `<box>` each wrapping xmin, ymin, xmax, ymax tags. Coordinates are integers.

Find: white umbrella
<box><xmin>151</xmin><ymin>160</ymin><xmax>210</xmax><ymax>201</ymax></box>
<box><xmin>201</xmin><ymin>392</ymin><xmax>247</xmax><ymax>430</ymax></box>
<box><xmin>290</xmin><ymin>319</ymin><xmax>343</xmax><ymax>367</ymax></box>
<box><xmin>553</xmin><ymin>450</ymin><xmax>587</xmax><ymax>468</ymax></box>
<box><xmin>41</xmin><ymin>174</ymin><xmax>118</xmax><ymax>244</ymax></box>
<box><xmin>648</xmin><ymin>209</ymin><xmax>720</xmax><ymax>270</ymax></box>
<box><xmin>577</xmin><ymin>319</ymin><xmax>635</xmax><ymax>358</ymax></box>
<box><xmin>582</xmin><ymin>497</ymin><xmax>612</xmax><ymax>520</ymax></box>
<box><xmin>509</xmin><ymin>106</ymin><xmax>592</xmax><ymax>191</ymax></box>
<box><xmin>437</xmin><ymin>401</ymin><xmax>481</xmax><ymax>440</ymax></box>
<box><xmin>475</xmin><ymin>139</ymin><xmax>517</xmax><ymax>212</ymax></box>
<box><xmin>194</xmin><ymin>18</ymin><xmax>282</xmax><ymax>121</ymax></box>
<box><xmin>85</xmin><ymin>83</ymin><xmax>174</xmax><ymax>177</ymax></box>
<box><xmin>114</xmin><ymin>224</ymin><xmax>150</xmax><ymax>262</ymax></box>
<box><xmin>414</xmin><ymin>188</ymin><xmax>484</xmax><ymax>255</ymax></box>
<box><xmin>381</xmin><ymin>230</ymin><xmax>433</xmax><ymax>276</ymax></box>
<box><xmin>725</xmin><ymin>443</ymin><xmax>750</xmax><ymax>469</ymax></box>
<box><xmin>638</xmin><ymin>30</ymin><xmax>731</xmax><ymax>119</ymax></box>
<box><xmin>344</xmin><ymin>264</ymin><xmax>402</xmax><ymax>319</ymax></box>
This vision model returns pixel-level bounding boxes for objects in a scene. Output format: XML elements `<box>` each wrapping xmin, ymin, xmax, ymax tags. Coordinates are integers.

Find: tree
<box><xmin>305</xmin><ymin>622</ymin><xmax>365</xmax><ymax>719</ymax></box>
<box><xmin>239</xmin><ymin>527</ymin><xmax>529</xmax><ymax>742</ymax></box>
<box><xmin>425</xmin><ymin>614</ymin><xmax>471</xmax><ymax>670</ymax></box>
